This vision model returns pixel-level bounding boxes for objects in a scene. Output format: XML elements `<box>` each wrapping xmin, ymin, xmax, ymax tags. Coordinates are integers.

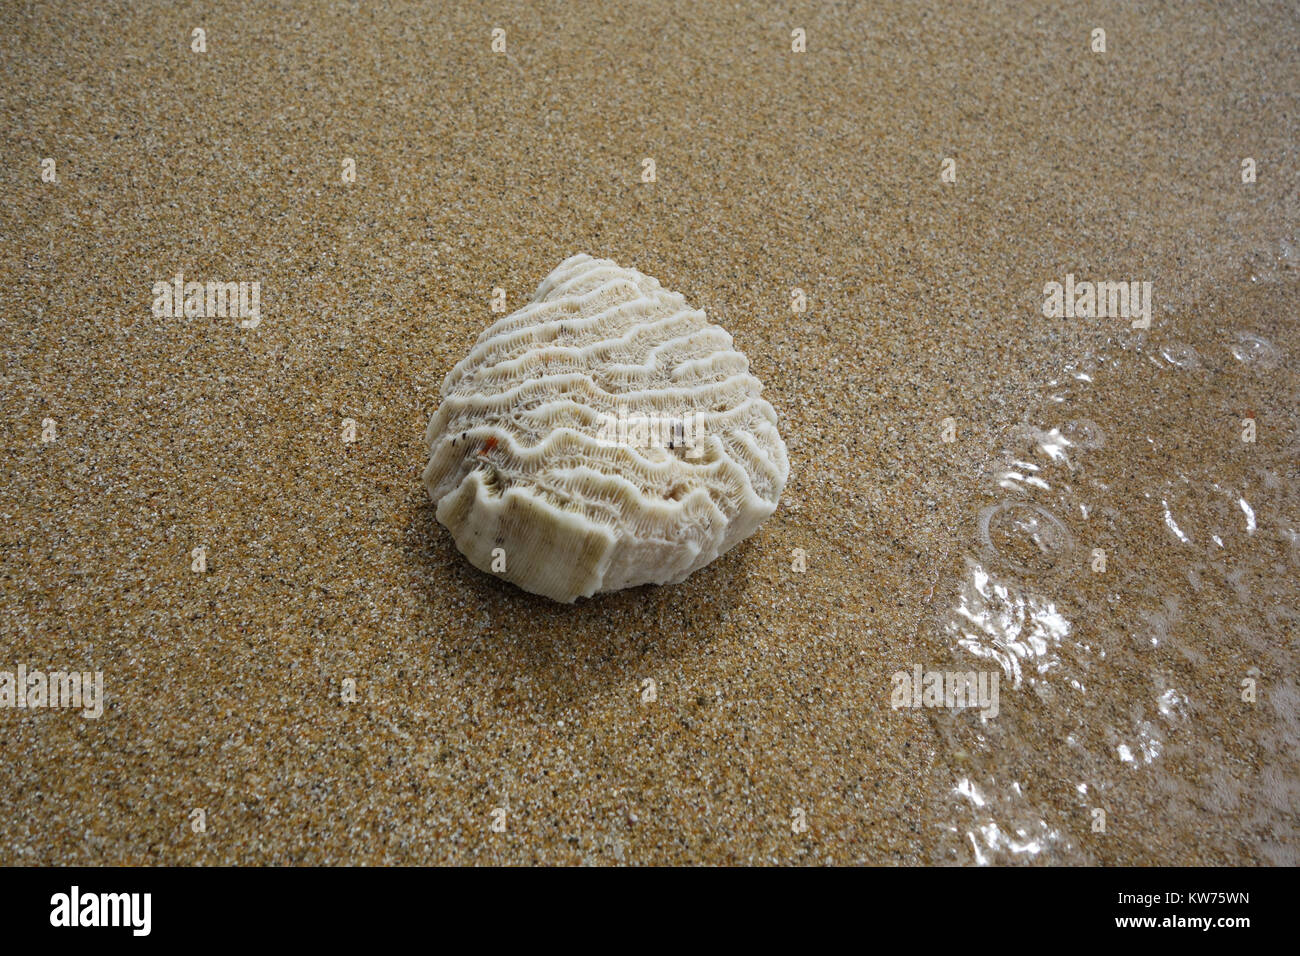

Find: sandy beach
<box><xmin>1</xmin><ymin>0</ymin><xmax>1296</xmax><ymax>864</ymax></box>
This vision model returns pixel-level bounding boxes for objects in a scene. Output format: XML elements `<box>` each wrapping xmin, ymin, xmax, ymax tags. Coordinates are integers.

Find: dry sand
<box><xmin>1</xmin><ymin>0</ymin><xmax>1296</xmax><ymax>864</ymax></box>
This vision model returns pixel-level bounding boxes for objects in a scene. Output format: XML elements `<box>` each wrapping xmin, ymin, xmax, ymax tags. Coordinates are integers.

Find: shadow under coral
<box><xmin>402</xmin><ymin>491</ymin><xmax>760</xmax><ymax>713</ymax></box>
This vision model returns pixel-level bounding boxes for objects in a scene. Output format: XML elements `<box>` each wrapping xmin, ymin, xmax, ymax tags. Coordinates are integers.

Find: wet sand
<box><xmin>1</xmin><ymin>0</ymin><xmax>1296</xmax><ymax>863</ymax></box>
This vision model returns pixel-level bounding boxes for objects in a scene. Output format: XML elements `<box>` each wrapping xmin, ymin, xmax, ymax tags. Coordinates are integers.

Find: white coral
<box><xmin>423</xmin><ymin>254</ymin><xmax>789</xmax><ymax>602</ymax></box>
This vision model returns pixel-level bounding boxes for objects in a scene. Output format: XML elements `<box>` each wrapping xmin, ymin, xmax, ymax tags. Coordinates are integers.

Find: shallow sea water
<box><xmin>918</xmin><ymin>250</ymin><xmax>1299</xmax><ymax>864</ymax></box>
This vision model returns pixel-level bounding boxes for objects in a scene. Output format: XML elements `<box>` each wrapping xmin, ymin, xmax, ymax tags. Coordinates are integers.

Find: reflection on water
<box><xmin>1231</xmin><ymin>331</ymin><xmax>1282</xmax><ymax>369</ymax></box>
<box><xmin>922</xmin><ymin>259</ymin><xmax>1299</xmax><ymax>865</ymax></box>
<box><xmin>953</xmin><ymin>775</ymin><xmax>1066</xmax><ymax>864</ymax></box>
<box><xmin>948</xmin><ymin>560</ymin><xmax>1071</xmax><ymax>688</ymax></box>
<box><xmin>979</xmin><ymin>501</ymin><xmax>1075</xmax><ymax>576</ymax></box>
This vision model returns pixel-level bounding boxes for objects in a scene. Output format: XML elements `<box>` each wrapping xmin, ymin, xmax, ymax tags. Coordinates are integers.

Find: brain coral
<box><xmin>423</xmin><ymin>254</ymin><xmax>789</xmax><ymax>602</ymax></box>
